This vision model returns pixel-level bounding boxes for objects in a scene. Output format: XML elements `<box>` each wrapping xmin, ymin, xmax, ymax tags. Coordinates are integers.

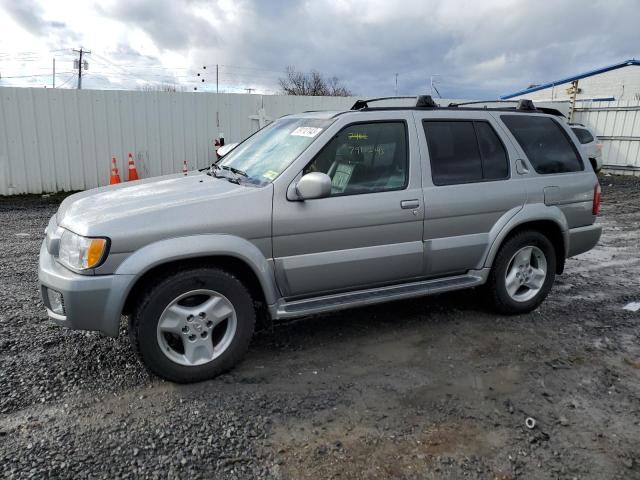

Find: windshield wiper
<box><xmin>220</xmin><ymin>165</ymin><xmax>248</xmax><ymax>178</ymax></box>
<box><xmin>209</xmin><ymin>163</ymin><xmax>247</xmax><ymax>185</ymax></box>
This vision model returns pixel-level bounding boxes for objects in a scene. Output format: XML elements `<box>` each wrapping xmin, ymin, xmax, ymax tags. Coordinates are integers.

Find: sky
<box><xmin>0</xmin><ymin>0</ymin><xmax>638</xmax><ymax>98</ymax></box>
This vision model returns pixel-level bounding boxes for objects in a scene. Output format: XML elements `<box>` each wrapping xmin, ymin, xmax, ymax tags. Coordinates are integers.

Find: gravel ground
<box><xmin>1</xmin><ymin>175</ymin><xmax>639</xmax><ymax>479</ymax></box>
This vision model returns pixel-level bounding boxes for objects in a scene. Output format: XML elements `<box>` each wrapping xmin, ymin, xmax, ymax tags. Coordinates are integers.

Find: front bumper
<box><xmin>567</xmin><ymin>224</ymin><xmax>602</xmax><ymax>258</ymax></box>
<box><xmin>38</xmin><ymin>241</ymin><xmax>133</xmax><ymax>337</ymax></box>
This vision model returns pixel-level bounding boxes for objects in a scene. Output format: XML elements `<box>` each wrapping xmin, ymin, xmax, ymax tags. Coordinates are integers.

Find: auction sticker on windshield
<box><xmin>290</xmin><ymin>126</ymin><xmax>323</xmax><ymax>137</ymax></box>
<box><xmin>262</xmin><ymin>170</ymin><xmax>278</xmax><ymax>180</ymax></box>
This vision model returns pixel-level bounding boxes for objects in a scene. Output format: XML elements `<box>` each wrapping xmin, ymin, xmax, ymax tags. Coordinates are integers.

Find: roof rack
<box><xmin>342</xmin><ymin>96</ymin><xmax>564</xmax><ymax>116</ymax></box>
<box><xmin>448</xmin><ymin>99</ymin><xmax>520</xmax><ymax>107</ymax></box>
<box><xmin>351</xmin><ymin>95</ymin><xmax>439</xmax><ymax>110</ymax></box>
<box><xmin>449</xmin><ymin>98</ymin><xmax>538</xmax><ymax>112</ymax></box>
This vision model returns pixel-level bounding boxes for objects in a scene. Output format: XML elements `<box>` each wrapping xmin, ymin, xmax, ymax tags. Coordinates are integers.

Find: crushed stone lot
<box><xmin>1</xmin><ymin>175</ymin><xmax>639</xmax><ymax>480</ymax></box>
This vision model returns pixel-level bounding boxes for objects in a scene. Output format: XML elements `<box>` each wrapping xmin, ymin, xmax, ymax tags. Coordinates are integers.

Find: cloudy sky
<box><xmin>0</xmin><ymin>0</ymin><xmax>638</xmax><ymax>98</ymax></box>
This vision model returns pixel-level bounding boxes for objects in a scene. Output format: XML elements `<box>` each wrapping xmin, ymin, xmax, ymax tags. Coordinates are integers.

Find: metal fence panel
<box><xmin>574</xmin><ymin>100</ymin><xmax>640</xmax><ymax>173</ymax></box>
<box><xmin>0</xmin><ymin>88</ymin><xmax>363</xmax><ymax>195</ymax></box>
<box><xmin>5</xmin><ymin>90</ymin><xmax>594</xmax><ymax>194</ymax></box>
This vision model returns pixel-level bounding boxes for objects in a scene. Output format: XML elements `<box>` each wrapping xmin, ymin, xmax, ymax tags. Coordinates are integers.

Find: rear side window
<box><xmin>423</xmin><ymin>120</ymin><xmax>509</xmax><ymax>185</ymax></box>
<box><xmin>571</xmin><ymin>127</ymin><xmax>595</xmax><ymax>144</ymax></box>
<box><xmin>501</xmin><ymin>115</ymin><xmax>583</xmax><ymax>174</ymax></box>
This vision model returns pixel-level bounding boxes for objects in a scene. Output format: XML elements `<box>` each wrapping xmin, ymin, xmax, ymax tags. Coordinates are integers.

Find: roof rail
<box><xmin>350</xmin><ymin>95</ymin><xmax>439</xmax><ymax>110</ymax></box>
<box><xmin>448</xmin><ymin>99</ymin><xmax>519</xmax><ymax>107</ymax></box>
<box><xmin>449</xmin><ymin>98</ymin><xmax>546</xmax><ymax>113</ymax></box>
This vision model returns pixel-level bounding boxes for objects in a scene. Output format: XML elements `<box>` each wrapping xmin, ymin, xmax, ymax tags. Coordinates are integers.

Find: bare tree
<box><xmin>138</xmin><ymin>83</ymin><xmax>184</xmax><ymax>92</ymax></box>
<box><xmin>279</xmin><ymin>66</ymin><xmax>352</xmax><ymax>96</ymax></box>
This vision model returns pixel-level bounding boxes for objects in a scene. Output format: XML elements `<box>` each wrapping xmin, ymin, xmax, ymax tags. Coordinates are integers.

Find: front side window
<box><xmin>218</xmin><ymin>116</ymin><xmax>334</xmax><ymax>185</ymax></box>
<box><xmin>304</xmin><ymin>122</ymin><xmax>408</xmax><ymax>196</ymax></box>
<box><xmin>423</xmin><ymin>120</ymin><xmax>509</xmax><ymax>185</ymax></box>
<box><xmin>501</xmin><ymin>115</ymin><xmax>583</xmax><ymax>174</ymax></box>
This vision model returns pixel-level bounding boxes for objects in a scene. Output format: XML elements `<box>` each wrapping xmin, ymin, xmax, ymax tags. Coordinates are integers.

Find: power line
<box><xmin>0</xmin><ymin>71</ymin><xmax>74</xmax><ymax>79</ymax></box>
<box><xmin>56</xmin><ymin>74</ymin><xmax>76</xmax><ymax>89</ymax></box>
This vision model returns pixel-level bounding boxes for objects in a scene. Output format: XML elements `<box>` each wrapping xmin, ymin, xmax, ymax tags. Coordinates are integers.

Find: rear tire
<box><xmin>129</xmin><ymin>267</ymin><xmax>255</xmax><ymax>383</ymax></box>
<box><xmin>488</xmin><ymin>231</ymin><xmax>556</xmax><ymax>315</ymax></box>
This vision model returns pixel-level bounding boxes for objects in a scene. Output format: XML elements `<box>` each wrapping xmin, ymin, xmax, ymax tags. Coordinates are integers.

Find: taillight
<box><xmin>593</xmin><ymin>182</ymin><xmax>601</xmax><ymax>215</ymax></box>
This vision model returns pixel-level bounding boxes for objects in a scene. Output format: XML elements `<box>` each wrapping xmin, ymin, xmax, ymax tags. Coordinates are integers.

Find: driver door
<box><xmin>271</xmin><ymin>114</ymin><xmax>424</xmax><ymax>298</ymax></box>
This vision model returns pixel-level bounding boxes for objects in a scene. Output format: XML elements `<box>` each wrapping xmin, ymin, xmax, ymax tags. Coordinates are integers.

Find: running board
<box><xmin>272</xmin><ymin>271</ymin><xmax>487</xmax><ymax>319</ymax></box>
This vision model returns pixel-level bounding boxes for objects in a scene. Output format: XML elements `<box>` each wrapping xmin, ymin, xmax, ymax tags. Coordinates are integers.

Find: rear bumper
<box><xmin>38</xmin><ymin>240</ymin><xmax>133</xmax><ymax>337</ymax></box>
<box><xmin>567</xmin><ymin>224</ymin><xmax>602</xmax><ymax>257</ymax></box>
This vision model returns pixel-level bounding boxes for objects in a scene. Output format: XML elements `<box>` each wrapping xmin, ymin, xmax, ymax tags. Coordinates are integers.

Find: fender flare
<box><xmin>483</xmin><ymin>204</ymin><xmax>569</xmax><ymax>268</ymax></box>
<box><xmin>115</xmin><ymin>233</ymin><xmax>279</xmax><ymax>306</ymax></box>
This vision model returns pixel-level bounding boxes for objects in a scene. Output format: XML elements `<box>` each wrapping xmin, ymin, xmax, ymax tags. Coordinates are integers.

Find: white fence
<box><xmin>1</xmin><ymin>90</ymin><xmax>638</xmax><ymax>195</ymax></box>
<box><xmin>0</xmin><ymin>88</ymin><xmax>358</xmax><ymax>195</ymax></box>
<box><xmin>573</xmin><ymin>100</ymin><xmax>640</xmax><ymax>174</ymax></box>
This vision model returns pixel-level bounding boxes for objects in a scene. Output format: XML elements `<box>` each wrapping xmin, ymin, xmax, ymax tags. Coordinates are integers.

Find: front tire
<box><xmin>130</xmin><ymin>267</ymin><xmax>256</xmax><ymax>383</ymax></box>
<box><xmin>488</xmin><ymin>231</ymin><xmax>556</xmax><ymax>315</ymax></box>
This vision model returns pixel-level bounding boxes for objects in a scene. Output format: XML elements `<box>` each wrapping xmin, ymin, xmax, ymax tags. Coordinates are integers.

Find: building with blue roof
<box><xmin>501</xmin><ymin>59</ymin><xmax>640</xmax><ymax>102</ymax></box>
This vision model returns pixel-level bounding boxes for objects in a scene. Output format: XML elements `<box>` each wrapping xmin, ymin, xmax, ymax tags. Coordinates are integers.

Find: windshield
<box><xmin>217</xmin><ymin>116</ymin><xmax>334</xmax><ymax>185</ymax></box>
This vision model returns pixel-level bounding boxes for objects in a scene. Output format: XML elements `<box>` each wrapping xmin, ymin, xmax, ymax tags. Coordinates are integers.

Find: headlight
<box><xmin>58</xmin><ymin>230</ymin><xmax>109</xmax><ymax>270</ymax></box>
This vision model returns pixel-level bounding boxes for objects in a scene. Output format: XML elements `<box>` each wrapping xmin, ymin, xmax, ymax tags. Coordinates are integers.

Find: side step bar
<box><xmin>271</xmin><ymin>271</ymin><xmax>488</xmax><ymax>320</ymax></box>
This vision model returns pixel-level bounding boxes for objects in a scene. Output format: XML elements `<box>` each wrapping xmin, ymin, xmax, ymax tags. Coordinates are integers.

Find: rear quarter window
<box><xmin>571</xmin><ymin>127</ymin><xmax>595</xmax><ymax>144</ymax></box>
<box><xmin>501</xmin><ymin>115</ymin><xmax>584</xmax><ymax>174</ymax></box>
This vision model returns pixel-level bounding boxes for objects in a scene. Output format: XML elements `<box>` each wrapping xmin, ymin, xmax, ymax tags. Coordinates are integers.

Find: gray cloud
<box><xmin>174</xmin><ymin>0</ymin><xmax>640</xmax><ymax>97</ymax></box>
<box><xmin>98</xmin><ymin>0</ymin><xmax>220</xmax><ymax>50</ymax></box>
<box><xmin>0</xmin><ymin>0</ymin><xmax>76</xmax><ymax>38</ymax></box>
<box><xmin>2</xmin><ymin>0</ymin><xmax>639</xmax><ymax>97</ymax></box>
<box><xmin>0</xmin><ymin>0</ymin><xmax>82</xmax><ymax>53</ymax></box>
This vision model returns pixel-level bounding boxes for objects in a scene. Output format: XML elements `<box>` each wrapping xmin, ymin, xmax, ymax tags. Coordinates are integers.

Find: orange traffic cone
<box><xmin>109</xmin><ymin>157</ymin><xmax>121</xmax><ymax>185</ymax></box>
<box><xmin>182</xmin><ymin>160</ymin><xmax>188</xmax><ymax>176</ymax></box>
<box><xmin>127</xmin><ymin>153</ymin><xmax>139</xmax><ymax>181</ymax></box>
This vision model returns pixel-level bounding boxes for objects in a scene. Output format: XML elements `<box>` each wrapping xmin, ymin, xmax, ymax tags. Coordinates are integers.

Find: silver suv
<box><xmin>39</xmin><ymin>96</ymin><xmax>602</xmax><ymax>383</ymax></box>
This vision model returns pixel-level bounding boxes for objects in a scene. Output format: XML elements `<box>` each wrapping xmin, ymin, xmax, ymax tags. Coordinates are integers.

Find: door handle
<box><xmin>400</xmin><ymin>199</ymin><xmax>420</xmax><ymax>209</ymax></box>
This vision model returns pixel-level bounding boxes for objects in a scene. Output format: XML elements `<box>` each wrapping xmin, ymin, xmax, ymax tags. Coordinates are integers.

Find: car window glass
<box><xmin>475</xmin><ymin>122</ymin><xmax>509</xmax><ymax>180</ymax></box>
<box><xmin>423</xmin><ymin>121</ymin><xmax>483</xmax><ymax>185</ymax></box>
<box><xmin>219</xmin><ymin>117</ymin><xmax>333</xmax><ymax>185</ymax></box>
<box><xmin>304</xmin><ymin>122</ymin><xmax>408</xmax><ymax>195</ymax></box>
<box><xmin>502</xmin><ymin>115</ymin><xmax>583</xmax><ymax>174</ymax></box>
<box><xmin>571</xmin><ymin>127</ymin><xmax>595</xmax><ymax>144</ymax></box>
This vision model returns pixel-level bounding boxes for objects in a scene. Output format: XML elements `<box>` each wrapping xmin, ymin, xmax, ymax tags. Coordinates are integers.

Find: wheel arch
<box><xmin>485</xmin><ymin>210</ymin><xmax>568</xmax><ymax>274</ymax></box>
<box><xmin>117</xmin><ymin>235</ymin><xmax>278</xmax><ymax>319</ymax></box>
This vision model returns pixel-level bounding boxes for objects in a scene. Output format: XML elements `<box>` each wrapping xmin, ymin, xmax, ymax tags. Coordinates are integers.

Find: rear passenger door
<box><xmin>416</xmin><ymin>111</ymin><xmax>526</xmax><ymax>276</ymax></box>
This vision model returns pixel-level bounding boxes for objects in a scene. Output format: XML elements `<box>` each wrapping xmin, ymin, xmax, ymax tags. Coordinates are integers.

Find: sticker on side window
<box><xmin>348</xmin><ymin>133</ymin><xmax>368</xmax><ymax>140</ymax></box>
<box><xmin>290</xmin><ymin>126</ymin><xmax>323</xmax><ymax>137</ymax></box>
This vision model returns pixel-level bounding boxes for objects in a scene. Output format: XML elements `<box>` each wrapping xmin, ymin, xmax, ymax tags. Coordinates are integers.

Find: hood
<box><xmin>57</xmin><ymin>171</ymin><xmax>273</xmax><ymax>253</ymax></box>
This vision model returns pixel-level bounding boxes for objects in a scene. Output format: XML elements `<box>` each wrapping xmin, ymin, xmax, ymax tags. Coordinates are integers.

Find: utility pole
<box><xmin>216</xmin><ymin>64</ymin><xmax>219</xmax><ymax>94</ymax></box>
<box><xmin>73</xmin><ymin>48</ymin><xmax>90</xmax><ymax>89</ymax></box>
<box><xmin>52</xmin><ymin>58</ymin><xmax>55</xmax><ymax>88</ymax></box>
<box><xmin>568</xmin><ymin>79</ymin><xmax>579</xmax><ymax>122</ymax></box>
<box><xmin>394</xmin><ymin>73</ymin><xmax>398</xmax><ymax>96</ymax></box>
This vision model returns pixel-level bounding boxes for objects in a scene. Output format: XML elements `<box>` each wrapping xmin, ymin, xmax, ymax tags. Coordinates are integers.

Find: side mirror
<box><xmin>295</xmin><ymin>172</ymin><xmax>331</xmax><ymax>200</ymax></box>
